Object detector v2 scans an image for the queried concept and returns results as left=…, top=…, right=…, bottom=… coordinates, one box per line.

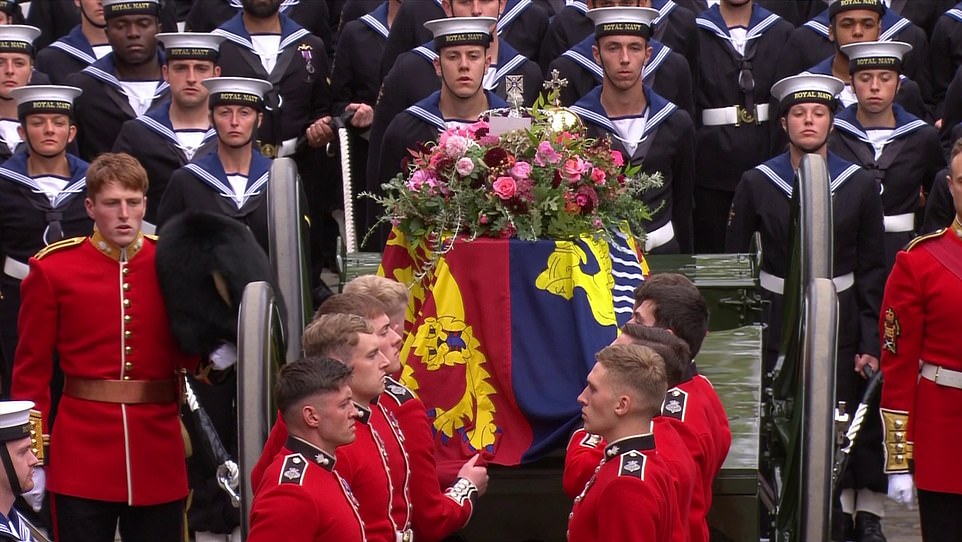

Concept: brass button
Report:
left=123, top=298, right=130, bottom=308
left=124, top=362, right=133, bottom=370
left=124, top=346, right=132, bottom=355
left=122, top=266, right=129, bottom=275
left=895, top=443, right=905, bottom=453
left=124, top=330, right=131, bottom=339
left=894, top=420, right=904, bottom=429
left=894, top=431, right=904, bottom=442
left=123, top=375, right=130, bottom=381
left=123, top=283, right=130, bottom=291
left=124, top=315, right=131, bottom=323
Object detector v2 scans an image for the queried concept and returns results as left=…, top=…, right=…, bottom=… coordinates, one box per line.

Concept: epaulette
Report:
left=34, top=237, right=86, bottom=260
left=904, top=229, right=946, bottom=252
left=579, top=431, right=603, bottom=449
left=278, top=453, right=307, bottom=486
left=618, top=450, right=648, bottom=479
left=144, top=233, right=159, bottom=242
left=382, top=376, right=416, bottom=405
left=661, top=387, right=688, bottom=421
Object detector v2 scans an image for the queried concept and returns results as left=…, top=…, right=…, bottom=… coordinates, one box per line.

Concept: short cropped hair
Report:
left=315, top=292, right=389, bottom=322
left=302, top=313, right=373, bottom=360
left=620, top=323, right=691, bottom=387
left=343, top=275, right=409, bottom=314
left=86, top=153, right=148, bottom=199
left=634, top=276, right=708, bottom=357
left=951, top=138, right=962, bottom=162
left=275, top=357, right=352, bottom=422
left=595, top=343, right=667, bottom=417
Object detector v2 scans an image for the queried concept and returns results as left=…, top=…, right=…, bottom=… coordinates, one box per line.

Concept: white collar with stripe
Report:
left=754, top=152, right=861, bottom=198
left=570, top=86, right=678, bottom=145
left=184, top=163, right=270, bottom=206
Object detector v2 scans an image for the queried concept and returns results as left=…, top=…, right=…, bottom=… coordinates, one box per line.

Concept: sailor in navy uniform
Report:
left=829, top=41, right=944, bottom=270
left=0, top=0, right=22, bottom=25
left=691, top=0, right=793, bottom=253
left=378, top=0, right=549, bottom=81
left=34, top=0, right=112, bottom=86
left=547, top=33, right=693, bottom=115
left=775, top=0, right=931, bottom=110
left=157, top=77, right=274, bottom=255
left=376, top=17, right=509, bottom=194
left=113, top=33, right=224, bottom=229
left=66, top=0, right=170, bottom=161
left=540, top=0, right=696, bottom=78
left=571, top=7, right=695, bottom=254
left=186, top=0, right=333, bottom=59
left=929, top=2, right=962, bottom=123
left=0, top=401, right=43, bottom=542
left=0, top=26, right=53, bottom=163
left=726, top=74, right=889, bottom=542
left=0, top=85, right=89, bottom=399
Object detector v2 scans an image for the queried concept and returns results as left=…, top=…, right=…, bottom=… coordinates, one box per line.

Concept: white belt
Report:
left=3, top=256, right=29, bottom=281
left=701, top=104, right=770, bottom=127
left=759, top=270, right=854, bottom=295
left=645, top=221, right=675, bottom=252
left=920, top=362, right=962, bottom=390
left=141, top=220, right=157, bottom=235
left=883, top=213, right=915, bottom=233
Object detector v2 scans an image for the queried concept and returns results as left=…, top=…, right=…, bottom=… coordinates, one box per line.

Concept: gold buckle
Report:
left=735, top=105, right=756, bottom=127
left=258, top=142, right=278, bottom=158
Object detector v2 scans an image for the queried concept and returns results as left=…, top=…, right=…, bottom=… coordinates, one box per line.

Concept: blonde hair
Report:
left=302, top=313, right=373, bottom=360
left=596, top=343, right=667, bottom=417
left=343, top=275, right=409, bottom=314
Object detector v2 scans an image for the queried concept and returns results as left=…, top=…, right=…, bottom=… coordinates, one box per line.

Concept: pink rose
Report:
left=510, top=161, right=532, bottom=180
left=456, top=157, right=475, bottom=177
left=479, top=134, right=501, bottom=146
left=562, top=157, right=586, bottom=180
left=479, top=214, right=489, bottom=225
left=590, top=167, right=606, bottom=185
left=492, top=176, right=517, bottom=200
left=535, top=141, right=561, bottom=166
left=610, top=150, right=624, bottom=167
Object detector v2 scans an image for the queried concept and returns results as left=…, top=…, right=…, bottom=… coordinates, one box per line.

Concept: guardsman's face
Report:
left=345, top=332, right=388, bottom=403
left=163, top=60, right=219, bottom=110
left=629, top=299, right=658, bottom=327
left=593, top=35, right=652, bottom=92
left=85, top=181, right=146, bottom=248
left=782, top=103, right=833, bottom=154
left=435, top=45, right=490, bottom=100
left=369, top=312, right=402, bottom=375
left=948, top=153, right=962, bottom=222
left=76, top=0, right=106, bottom=27
left=0, top=53, right=32, bottom=99
left=312, top=383, right=357, bottom=448
left=19, top=114, right=76, bottom=158
left=0, top=438, right=38, bottom=494
left=105, top=14, right=159, bottom=65
left=211, top=105, right=261, bottom=148
left=852, top=69, right=899, bottom=115
left=829, top=10, right=881, bottom=46
left=577, top=362, right=621, bottom=437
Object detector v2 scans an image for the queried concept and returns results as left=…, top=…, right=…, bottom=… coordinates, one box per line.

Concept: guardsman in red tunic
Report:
left=249, top=357, right=366, bottom=542
left=567, top=344, right=679, bottom=542
left=11, top=153, right=196, bottom=542
left=879, top=139, right=962, bottom=542
left=566, top=324, right=700, bottom=542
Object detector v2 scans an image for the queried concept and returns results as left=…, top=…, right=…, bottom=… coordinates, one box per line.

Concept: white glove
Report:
left=887, top=473, right=915, bottom=508
left=209, top=342, right=238, bottom=370
left=22, top=467, right=44, bottom=512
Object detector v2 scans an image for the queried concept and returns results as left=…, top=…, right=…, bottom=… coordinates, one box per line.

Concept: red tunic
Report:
left=12, top=233, right=194, bottom=505
left=249, top=437, right=366, bottom=542
left=379, top=377, right=474, bottom=542
left=879, top=230, right=962, bottom=494
left=566, top=434, right=678, bottom=542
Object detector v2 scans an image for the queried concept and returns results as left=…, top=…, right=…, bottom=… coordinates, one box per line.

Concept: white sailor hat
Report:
left=828, top=0, right=885, bottom=20
left=586, top=7, right=660, bottom=39
left=771, top=74, right=845, bottom=114
left=9, top=85, right=82, bottom=118
left=202, top=77, right=272, bottom=110
left=157, top=32, right=224, bottom=62
left=0, top=25, right=40, bottom=54
left=102, top=0, right=160, bottom=19
left=0, top=401, right=34, bottom=443
left=840, top=41, right=912, bottom=74
left=423, top=17, right=496, bottom=50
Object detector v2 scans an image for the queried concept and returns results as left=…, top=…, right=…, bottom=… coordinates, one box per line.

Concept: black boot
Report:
left=832, top=510, right=855, bottom=541
left=854, top=511, right=887, bottom=542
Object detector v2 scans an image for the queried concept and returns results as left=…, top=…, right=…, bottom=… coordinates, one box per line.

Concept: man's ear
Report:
left=434, top=57, right=442, bottom=78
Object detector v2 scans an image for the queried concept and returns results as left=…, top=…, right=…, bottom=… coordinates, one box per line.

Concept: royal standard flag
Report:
left=380, top=229, right=644, bottom=474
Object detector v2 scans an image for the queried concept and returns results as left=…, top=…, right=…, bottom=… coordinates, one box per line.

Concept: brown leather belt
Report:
left=64, top=377, right=178, bottom=404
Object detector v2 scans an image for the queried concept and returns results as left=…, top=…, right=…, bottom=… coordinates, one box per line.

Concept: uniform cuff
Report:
left=880, top=408, right=912, bottom=473
left=445, top=477, right=479, bottom=507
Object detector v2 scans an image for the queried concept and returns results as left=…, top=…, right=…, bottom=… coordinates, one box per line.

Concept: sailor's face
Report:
left=435, top=45, right=490, bottom=100
left=164, top=60, right=219, bottom=109
left=447, top=0, right=503, bottom=18
left=105, top=15, right=159, bottom=65
left=783, top=103, right=833, bottom=154
left=0, top=53, right=32, bottom=98
left=211, top=105, right=261, bottom=148
left=76, top=0, right=106, bottom=27
left=0, top=437, right=38, bottom=495
left=829, top=10, right=881, bottom=46
left=20, top=114, right=75, bottom=157
left=852, top=69, right=899, bottom=114
left=593, top=35, right=651, bottom=92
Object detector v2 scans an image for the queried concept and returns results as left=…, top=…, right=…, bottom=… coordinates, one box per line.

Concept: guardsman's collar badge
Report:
left=91, top=229, right=144, bottom=262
